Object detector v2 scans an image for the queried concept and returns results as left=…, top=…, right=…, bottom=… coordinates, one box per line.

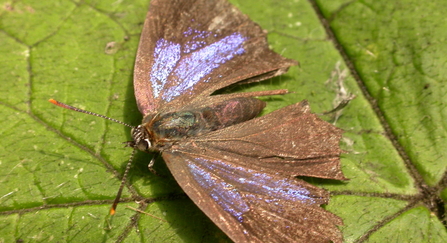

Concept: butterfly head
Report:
left=130, top=124, right=156, bottom=152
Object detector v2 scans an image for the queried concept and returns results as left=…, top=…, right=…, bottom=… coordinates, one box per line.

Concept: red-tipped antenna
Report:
left=110, top=148, right=136, bottom=215
left=49, top=98, right=136, bottom=215
left=49, top=99, right=134, bottom=128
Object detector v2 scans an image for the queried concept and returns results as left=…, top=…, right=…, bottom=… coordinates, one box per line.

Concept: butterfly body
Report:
left=134, top=97, right=266, bottom=153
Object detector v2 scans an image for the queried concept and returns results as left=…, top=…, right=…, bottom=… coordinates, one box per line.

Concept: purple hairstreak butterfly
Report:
left=50, top=0, right=346, bottom=242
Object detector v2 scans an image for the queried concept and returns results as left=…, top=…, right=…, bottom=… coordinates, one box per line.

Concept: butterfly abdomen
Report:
left=148, top=97, right=265, bottom=141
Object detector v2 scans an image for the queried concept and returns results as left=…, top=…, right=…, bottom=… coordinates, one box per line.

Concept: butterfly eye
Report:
left=136, top=139, right=151, bottom=151
left=131, top=125, right=152, bottom=151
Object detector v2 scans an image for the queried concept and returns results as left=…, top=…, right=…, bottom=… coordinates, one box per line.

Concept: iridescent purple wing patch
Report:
left=150, top=39, right=181, bottom=99
left=149, top=32, right=247, bottom=102
left=186, top=156, right=321, bottom=222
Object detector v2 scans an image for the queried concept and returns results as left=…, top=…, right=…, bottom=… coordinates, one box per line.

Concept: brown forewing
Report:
left=133, top=0, right=297, bottom=116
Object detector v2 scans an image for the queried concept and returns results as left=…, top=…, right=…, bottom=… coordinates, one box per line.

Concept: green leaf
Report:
left=0, top=0, right=446, bottom=242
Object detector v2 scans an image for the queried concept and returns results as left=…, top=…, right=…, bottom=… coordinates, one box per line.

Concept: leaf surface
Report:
left=0, top=0, right=446, bottom=242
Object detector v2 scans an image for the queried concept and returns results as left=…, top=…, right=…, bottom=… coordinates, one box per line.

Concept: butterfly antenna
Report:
left=49, top=99, right=134, bottom=128
left=110, top=148, right=137, bottom=215
left=49, top=98, right=137, bottom=215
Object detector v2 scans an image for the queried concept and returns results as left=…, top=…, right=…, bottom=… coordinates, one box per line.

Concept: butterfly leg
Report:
left=148, top=154, right=166, bottom=177
left=148, top=156, right=156, bottom=170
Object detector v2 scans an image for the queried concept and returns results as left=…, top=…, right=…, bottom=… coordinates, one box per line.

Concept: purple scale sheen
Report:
left=183, top=28, right=211, bottom=53
left=183, top=27, right=211, bottom=39
left=187, top=156, right=316, bottom=222
left=149, top=39, right=181, bottom=98
left=162, top=32, right=247, bottom=102
left=187, top=161, right=248, bottom=222
left=194, top=157, right=316, bottom=204
left=184, top=41, right=207, bottom=54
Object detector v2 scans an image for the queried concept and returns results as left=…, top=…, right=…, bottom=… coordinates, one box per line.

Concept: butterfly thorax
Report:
left=131, top=97, right=266, bottom=152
